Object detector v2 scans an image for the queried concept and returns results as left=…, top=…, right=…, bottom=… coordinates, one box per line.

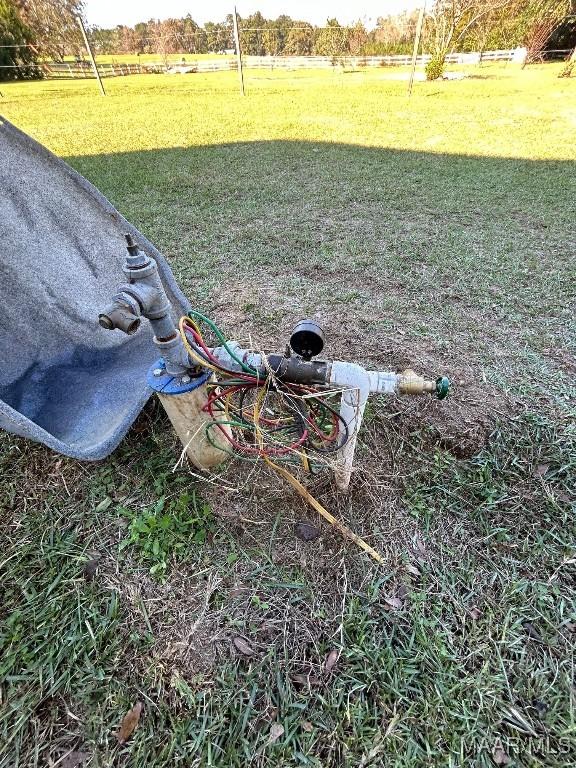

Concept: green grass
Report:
left=1, top=64, right=575, bottom=767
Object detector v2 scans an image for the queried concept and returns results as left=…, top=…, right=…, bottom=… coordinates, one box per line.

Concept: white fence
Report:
left=242, top=50, right=522, bottom=69
left=43, top=48, right=536, bottom=80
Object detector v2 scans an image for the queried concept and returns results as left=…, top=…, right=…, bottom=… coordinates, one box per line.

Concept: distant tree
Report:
left=511, top=0, right=572, bottom=64
left=314, top=18, right=349, bottom=58
left=116, top=24, right=138, bottom=54
left=368, top=12, right=418, bottom=55
left=134, top=22, right=151, bottom=53
left=284, top=21, right=314, bottom=55
left=425, top=0, right=515, bottom=79
left=15, top=0, right=84, bottom=60
left=90, top=25, right=116, bottom=54
left=181, top=14, right=201, bottom=53
left=0, top=0, right=38, bottom=80
left=204, top=19, right=231, bottom=52
left=348, top=21, right=368, bottom=55
left=467, top=3, right=506, bottom=52
left=147, top=18, right=181, bottom=64
left=459, top=0, right=572, bottom=57
left=557, top=6, right=576, bottom=76
left=272, top=14, right=293, bottom=53
left=547, top=9, right=576, bottom=50
left=262, top=22, right=280, bottom=56
left=240, top=11, right=267, bottom=55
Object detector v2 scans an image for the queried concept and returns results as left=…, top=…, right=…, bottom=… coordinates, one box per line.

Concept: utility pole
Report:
left=77, top=16, right=106, bottom=96
left=232, top=6, right=245, bottom=96
left=408, top=2, right=426, bottom=97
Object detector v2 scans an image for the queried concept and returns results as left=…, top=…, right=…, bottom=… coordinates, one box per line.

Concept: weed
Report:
left=120, top=491, right=213, bottom=578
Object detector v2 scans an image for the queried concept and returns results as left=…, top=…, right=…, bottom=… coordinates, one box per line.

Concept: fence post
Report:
left=232, top=6, right=245, bottom=96
left=77, top=16, right=106, bottom=95
left=408, top=2, right=426, bottom=97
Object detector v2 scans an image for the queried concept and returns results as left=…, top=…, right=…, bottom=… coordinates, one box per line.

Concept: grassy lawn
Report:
left=1, top=64, right=575, bottom=767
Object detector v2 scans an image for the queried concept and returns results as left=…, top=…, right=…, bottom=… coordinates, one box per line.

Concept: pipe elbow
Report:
left=98, top=303, right=141, bottom=335
left=330, top=361, right=371, bottom=403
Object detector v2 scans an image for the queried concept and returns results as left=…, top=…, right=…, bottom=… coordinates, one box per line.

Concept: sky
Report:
left=84, top=1, right=420, bottom=30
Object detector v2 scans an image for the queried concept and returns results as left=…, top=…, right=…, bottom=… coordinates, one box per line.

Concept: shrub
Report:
left=425, top=56, right=445, bottom=81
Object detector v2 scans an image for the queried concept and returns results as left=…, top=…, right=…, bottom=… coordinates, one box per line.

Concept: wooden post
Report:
left=77, top=16, right=106, bottom=96
left=408, top=2, right=426, bottom=97
left=158, top=378, right=232, bottom=471
left=232, top=6, right=245, bottom=96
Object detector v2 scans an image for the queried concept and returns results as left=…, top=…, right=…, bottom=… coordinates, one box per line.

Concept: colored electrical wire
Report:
left=178, top=313, right=349, bottom=468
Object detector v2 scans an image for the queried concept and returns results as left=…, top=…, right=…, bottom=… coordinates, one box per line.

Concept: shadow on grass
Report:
left=68, top=140, right=575, bottom=420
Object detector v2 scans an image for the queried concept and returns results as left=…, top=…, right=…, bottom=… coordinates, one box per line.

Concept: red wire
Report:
left=204, top=389, right=309, bottom=456
left=183, top=318, right=339, bottom=458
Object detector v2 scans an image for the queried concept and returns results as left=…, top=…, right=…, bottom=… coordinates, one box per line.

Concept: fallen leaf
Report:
left=60, top=751, right=90, bottom=768
left=384, top=597, right=403, bottom=611
left=534, top=464, right=549, bottom=478
left=116, top=701, right=143, bottom=744
left=405, top=563, right=420, bottom=577
left=232, top=636, right=254, bottom=656
left=291, top=673, right=321, bottom=687
left=492, top=743, right=510, bottom=766
left=83, top=559, right=99, bottom=581
left=267, top=723, right=284, bottom=744
left=469, top=607, right=482, bottom=620
left=397, top=583, right=409, bottom=600
left=301, top=720, right=313, bottom=733
left=359, top=732, right=386, bottom=767
left=295, top=521, right=321, bottom=542
left=414, top=536, right=427, bottom=557
left=94, top=497, right=113, bottom=513
left=503, top=706, right=538, bottom=736
left=523, top=621, right=544, bottom=642
left=324, top=649, right=339, bottom=674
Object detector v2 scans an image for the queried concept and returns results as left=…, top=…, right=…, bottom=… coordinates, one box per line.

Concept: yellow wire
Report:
left=178, top=319, right=380, bottom=563
left=178, top=317, right=221, bottom=374
left=264, top=457, right=385, bottom=565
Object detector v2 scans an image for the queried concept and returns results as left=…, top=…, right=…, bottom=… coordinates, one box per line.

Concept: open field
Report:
left=1, top=65, right=575, bottom=767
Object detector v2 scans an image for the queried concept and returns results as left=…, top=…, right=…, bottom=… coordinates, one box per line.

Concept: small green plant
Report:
left=119, top=491, right=213, bottom=578
left=425, top=55, right=445, bottom=81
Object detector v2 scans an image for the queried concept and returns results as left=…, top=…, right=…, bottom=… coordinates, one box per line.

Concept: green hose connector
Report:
left=435, top=376, right=450, bottom=400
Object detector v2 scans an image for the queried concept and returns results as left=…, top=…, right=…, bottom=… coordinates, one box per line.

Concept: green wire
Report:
left=204, top=422, right=305, bottom=467
left=188, top=309, right=259, bottom=375
left=189, top=310, right=330, bottom=470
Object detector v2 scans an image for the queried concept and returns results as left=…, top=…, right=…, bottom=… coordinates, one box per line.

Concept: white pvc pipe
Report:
left=211, top=343, right=405, bottom=491
left=329, top=362, right=372, bottom=492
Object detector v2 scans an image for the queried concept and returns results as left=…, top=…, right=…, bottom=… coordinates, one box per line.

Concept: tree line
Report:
left=82, top=5, right=576, bottom=62
left=86, top=13, right=424, bottom=60
left=1, top=0, right=575, bottom=81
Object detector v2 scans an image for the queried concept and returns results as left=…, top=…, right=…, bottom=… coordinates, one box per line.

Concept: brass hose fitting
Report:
left=398, top=370, right=451, bottom=399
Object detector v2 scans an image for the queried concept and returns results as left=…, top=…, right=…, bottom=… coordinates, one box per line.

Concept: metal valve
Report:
left=435, top=376, right=450, bottom=400
left=397, top=369, right=451, bottom=398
